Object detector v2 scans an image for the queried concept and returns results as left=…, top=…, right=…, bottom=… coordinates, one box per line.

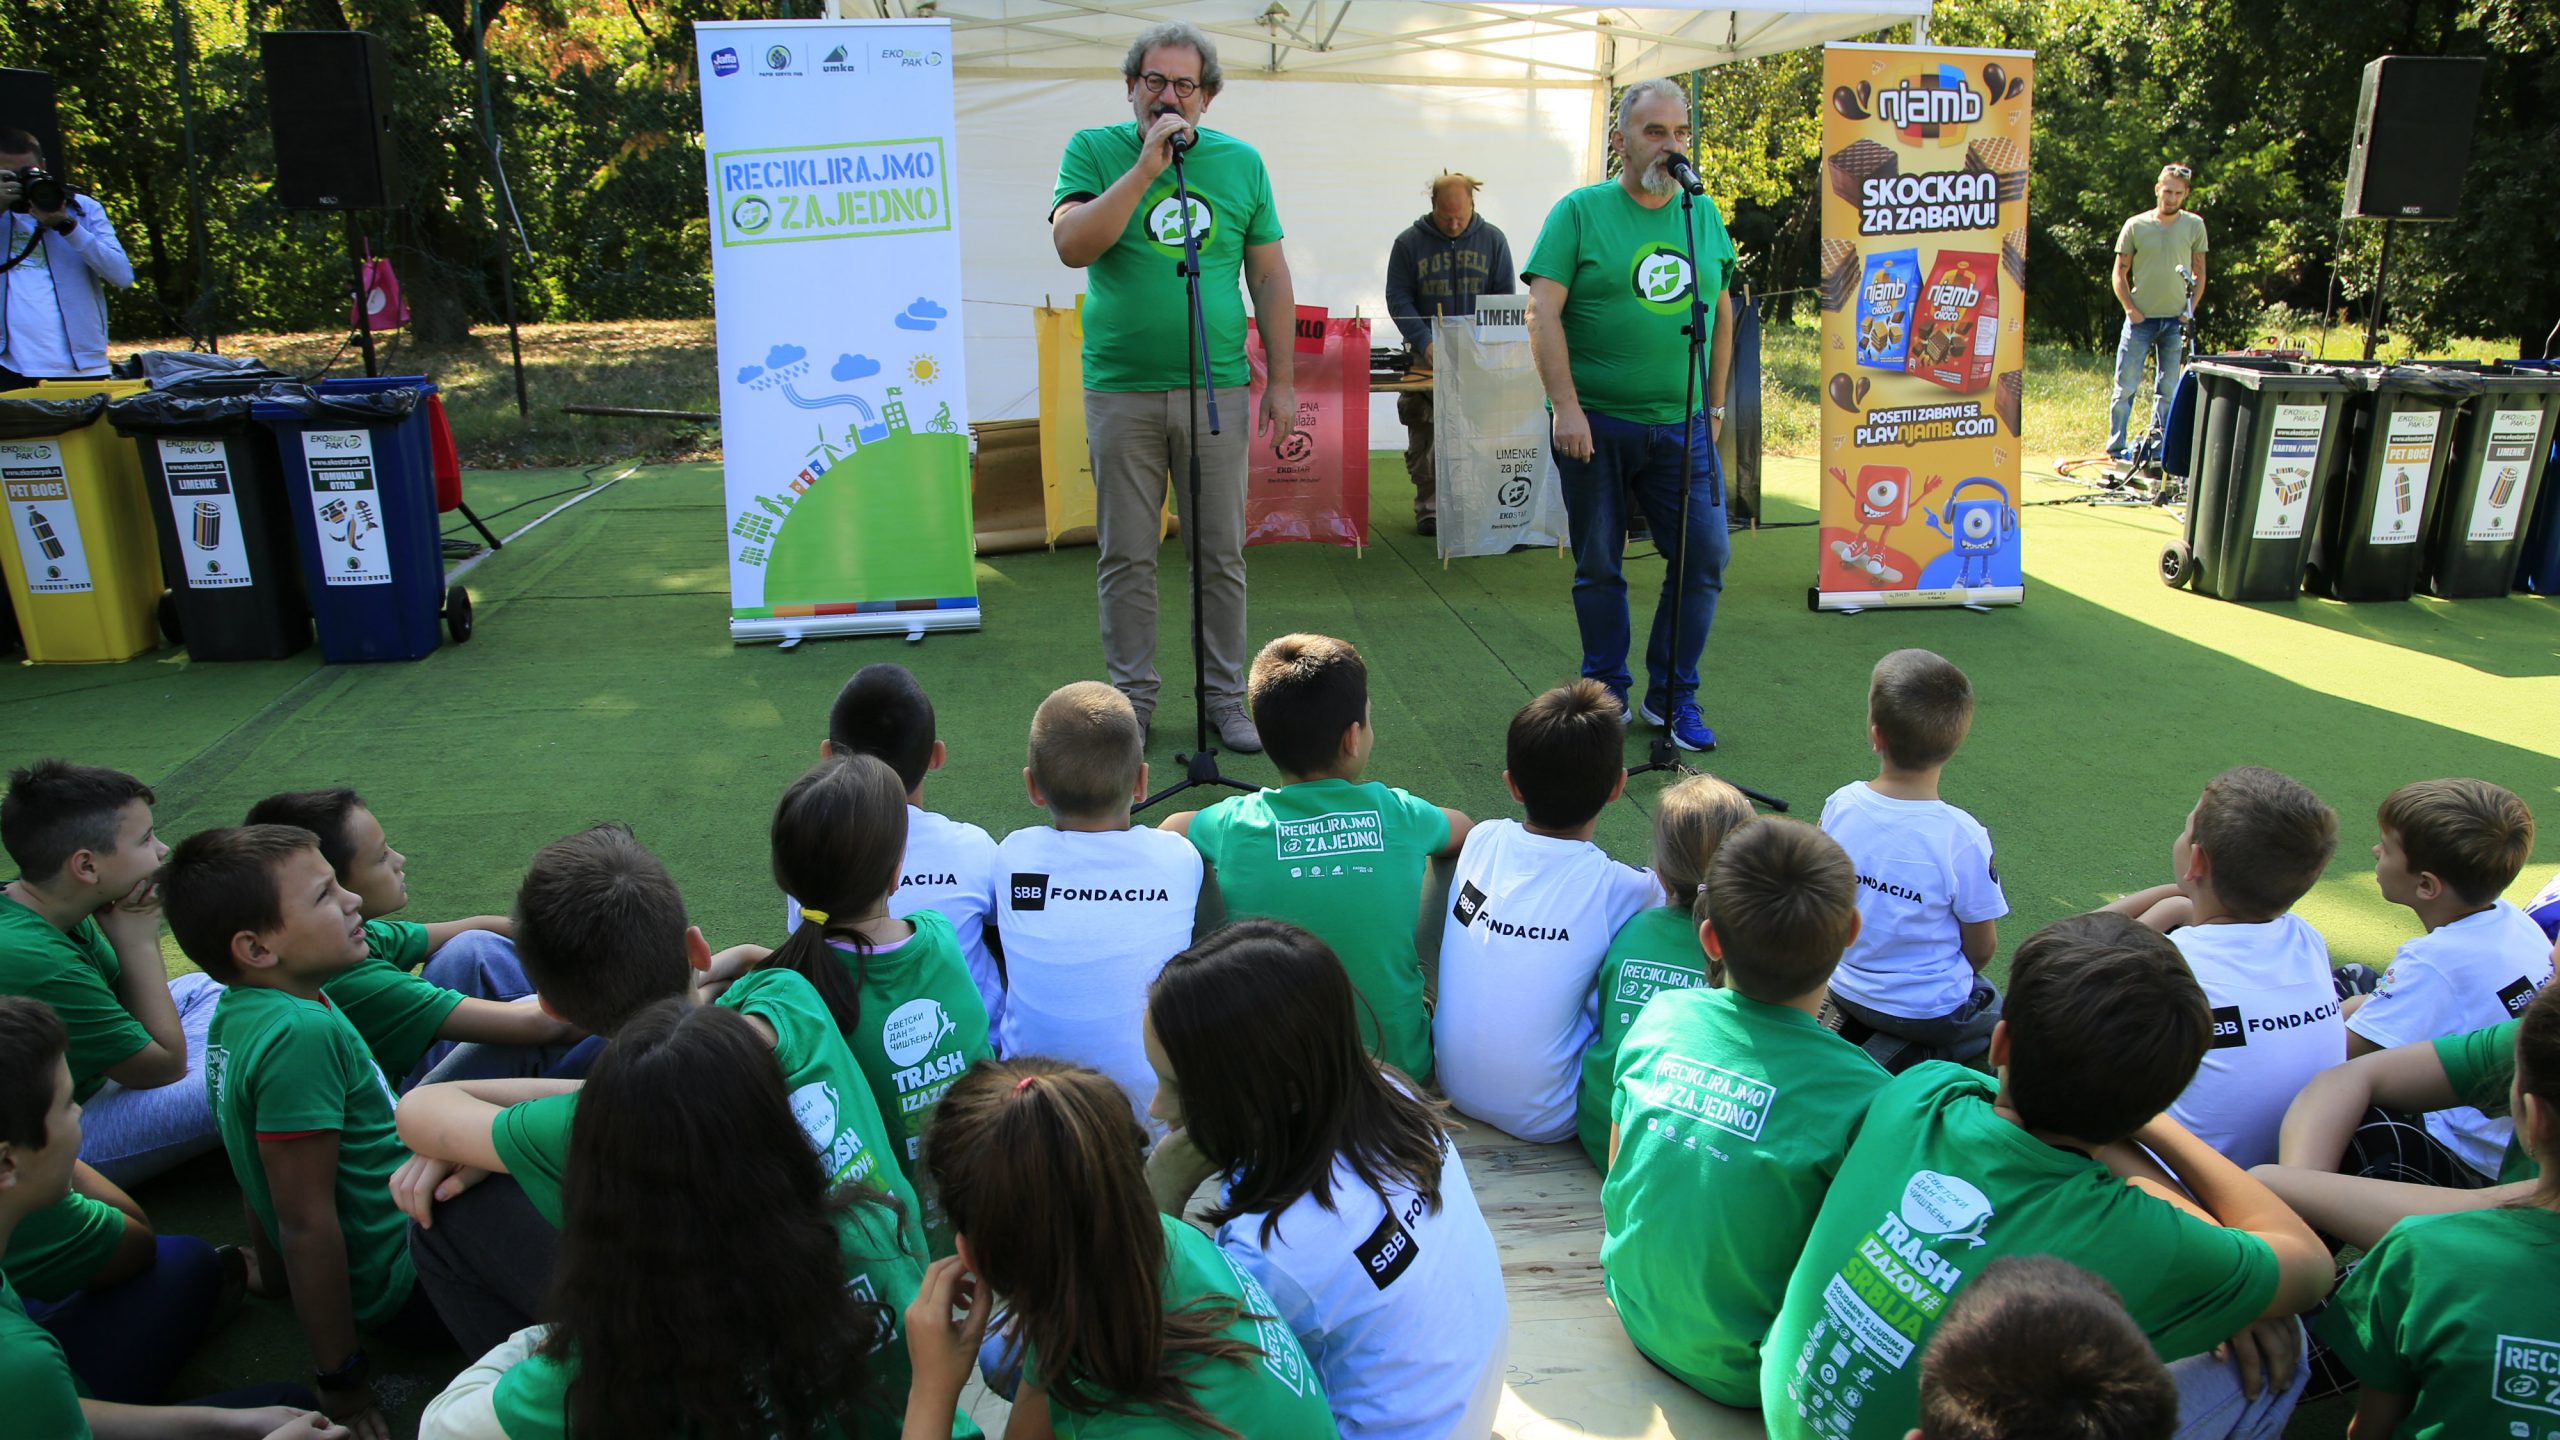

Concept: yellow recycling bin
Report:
left=0, top=381, right=165, bottom=662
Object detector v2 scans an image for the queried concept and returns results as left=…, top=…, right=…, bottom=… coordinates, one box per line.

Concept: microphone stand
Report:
left=1138, top=129, right=1258, bottom=812
left=1623, top=157, right=1787, bottom=812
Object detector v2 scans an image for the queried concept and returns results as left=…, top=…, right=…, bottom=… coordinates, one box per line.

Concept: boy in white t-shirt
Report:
left=2106, top=766, right=2342, bottom=1168
left=2343, top=778, right=2551, bottom=1174
left=1818, top=649, right=2008, bottom=1068
left=994, top=682, right=1206, bottom=1128
left=785, top=663, right=1007, bottom=1034
left=1435, top=680, right=1660, bottom=1143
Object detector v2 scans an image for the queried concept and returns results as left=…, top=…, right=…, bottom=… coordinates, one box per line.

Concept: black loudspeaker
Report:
left=2341, top=55, right=2485, bottom=221
left=0, top=68, right=65, bottom=175
left=260, top=31, right=398, bottom=211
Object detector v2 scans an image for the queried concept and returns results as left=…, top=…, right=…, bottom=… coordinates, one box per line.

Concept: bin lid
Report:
left=2184, top=359, right=2356, bottom=394
left=249, top=386, right=423, bottom=424
left=105, top=389, right=262, bottom=434
left=0, top=394, right=109, bottom=439
left=120, top=349, right=301, bottom=388
left=2294, top=361, right=2484, bottom=399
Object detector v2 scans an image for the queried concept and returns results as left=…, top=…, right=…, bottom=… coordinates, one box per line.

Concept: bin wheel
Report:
left=2159, top=540, right=2193, bottom=589
left=156, top=590, right=183, bottom=646
left=445, top=586, right=474, bottom=643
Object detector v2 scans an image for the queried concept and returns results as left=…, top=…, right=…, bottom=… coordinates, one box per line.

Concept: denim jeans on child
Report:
left=401, top=929, right=588, bottom=1090
left=77, top=971, right=224, bottom=1187
left=2109, top=315, right=2186, bottom=458
left=1553, top=408, right=1730, bottom=706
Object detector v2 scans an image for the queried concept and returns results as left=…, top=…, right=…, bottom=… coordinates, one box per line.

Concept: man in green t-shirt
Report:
left=1523, top=79, right=1737, bottom=755
left=2107, top=162, right=2209, bottom=461
left=1049, top=20, right=1296, bottom=755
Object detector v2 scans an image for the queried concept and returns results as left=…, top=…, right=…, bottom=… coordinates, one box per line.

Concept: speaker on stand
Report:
left=2340, top=56, right=2485, bottom=361
left=259, top=30, right=399, bottom=377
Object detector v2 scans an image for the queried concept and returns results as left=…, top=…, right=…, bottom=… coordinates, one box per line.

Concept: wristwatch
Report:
left=46, top=218, right=73, bottom=237
left=1709, top=405, right=1727, bottom=420
left=315, top=1349, right=371, bottom=1391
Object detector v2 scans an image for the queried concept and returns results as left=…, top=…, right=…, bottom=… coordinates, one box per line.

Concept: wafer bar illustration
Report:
left=2001, top=229, right=2027, bottom=290
left=1819, top=238, right=1859, bottom=312
left=1828, top=139, right=1896, bottom=205
left=1995, top=370, right=2023, bottom=438
left=1964, top=137, right=2027, bottom=204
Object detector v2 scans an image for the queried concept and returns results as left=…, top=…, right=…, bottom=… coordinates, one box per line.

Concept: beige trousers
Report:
left=1084, top=386, right=1253, bottom=710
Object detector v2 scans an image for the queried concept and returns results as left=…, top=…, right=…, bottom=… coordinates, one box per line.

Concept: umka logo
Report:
left=710, top=47, right=740, bottom=77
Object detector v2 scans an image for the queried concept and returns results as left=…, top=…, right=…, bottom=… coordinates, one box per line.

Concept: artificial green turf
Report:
left=1, top=451, right=2552, bottom=1431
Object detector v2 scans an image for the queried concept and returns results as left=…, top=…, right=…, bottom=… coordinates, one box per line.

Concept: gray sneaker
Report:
left=1208, top=699, right=1263, bottom=753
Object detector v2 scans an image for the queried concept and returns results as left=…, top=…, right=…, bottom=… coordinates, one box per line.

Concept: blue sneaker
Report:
left=1639, top=695, right=1718, bottom=751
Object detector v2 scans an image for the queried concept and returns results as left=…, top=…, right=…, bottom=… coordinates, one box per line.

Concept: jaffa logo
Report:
left=711, top=47, right=740, bottom=77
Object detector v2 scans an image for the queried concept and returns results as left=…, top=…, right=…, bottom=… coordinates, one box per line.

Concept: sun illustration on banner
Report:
left=907, top=355, right=941, bottom=385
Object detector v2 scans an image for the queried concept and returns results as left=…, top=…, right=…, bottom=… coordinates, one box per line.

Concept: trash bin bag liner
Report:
left=251, top=386, right=422, bottom=423
left=2297, top=362, right=2485, bottom=399
left=0, top=395, right=109, bottom=438
left=121, top=350, right=300, bottom=387
left=105, top=390, right=260, bottom=432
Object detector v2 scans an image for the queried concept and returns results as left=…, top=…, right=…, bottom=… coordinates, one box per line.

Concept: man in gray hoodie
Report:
left=1384, top=172, right=1514, bottom=536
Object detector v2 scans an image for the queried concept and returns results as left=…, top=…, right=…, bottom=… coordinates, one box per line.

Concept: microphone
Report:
left=1664, top=150, right=1705, bottom=197
left=1154, top=104, right=1194, bottom=156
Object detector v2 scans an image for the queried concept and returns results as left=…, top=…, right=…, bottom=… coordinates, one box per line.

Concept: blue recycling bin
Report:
left=2510, top=360, right=2560, bottom=595
left=252, top=378, right=471, bottom=662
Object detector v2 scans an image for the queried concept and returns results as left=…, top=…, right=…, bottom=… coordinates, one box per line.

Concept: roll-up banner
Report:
left=697, top=20, right=979, bottom=642
left=1816, top=43, right=2034, bottom=610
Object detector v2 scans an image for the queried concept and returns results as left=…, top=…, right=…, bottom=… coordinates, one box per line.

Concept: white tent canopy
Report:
left=815, top=2, right=1932, bottom=423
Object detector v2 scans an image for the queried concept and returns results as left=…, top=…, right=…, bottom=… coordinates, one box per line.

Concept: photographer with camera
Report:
left=0, top=128, right=132, bottom=390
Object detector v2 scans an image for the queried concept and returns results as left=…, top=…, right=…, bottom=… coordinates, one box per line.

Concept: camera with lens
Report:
left=4, top=166, right=68, bottom=214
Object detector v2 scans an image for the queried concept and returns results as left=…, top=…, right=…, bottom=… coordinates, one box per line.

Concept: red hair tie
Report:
left=1013, top=1074, right=1041, bottom=1095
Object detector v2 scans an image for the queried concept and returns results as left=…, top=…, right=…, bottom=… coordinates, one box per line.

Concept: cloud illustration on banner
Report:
left=832, top=353, right=882, bottom=381
left=894, top=297, right=948, bottom=331
left=736, top=364, right=765, bottom=384
left=766, top=343, right=808, bottom=367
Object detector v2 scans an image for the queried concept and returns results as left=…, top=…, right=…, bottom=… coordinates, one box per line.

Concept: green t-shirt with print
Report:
left=2435, top=1018, right=2536, bottom=1184
left=0, top=1275, right=89, bottom=1438
left=489, top=1193, right=980, bottom=1440
left=1186, top=778, right=1452, bottom=1079
left=206, top=986, right=415, bottom=1329
left=1522, top=181, right=1736, bottom=426
left=0, top=1189, right=126, bottom=1304
left=492, top=1091, right=580, bottom=1229
left=0, top=894, right=150, bottom=1102
left=2319, top=1205, right=2560, bottom=1439
left=1761, top=1063, right=2280, bottom=1440
left=827, top=908, right=993, bottom=1261
left=1602, top=987, right=1887, bottom=1406
left=322, top=922, right=465, bottom=1078
left=1577, top=905, right=1711, bottom=1168
left=1051, top=123, right=1283, bottom=393
left=1030, top=1215, right=1334, bottom=1439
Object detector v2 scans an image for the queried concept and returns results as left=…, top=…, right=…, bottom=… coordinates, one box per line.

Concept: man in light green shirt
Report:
left=1049, top=20, right=1296, bottom=754
left=2108, top=162, right=2209, bottom=460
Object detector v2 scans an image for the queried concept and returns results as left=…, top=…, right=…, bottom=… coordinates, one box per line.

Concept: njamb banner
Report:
left=1816, top=44, right=2034, bottom=611
left=696, top=20, right=978, bottom=642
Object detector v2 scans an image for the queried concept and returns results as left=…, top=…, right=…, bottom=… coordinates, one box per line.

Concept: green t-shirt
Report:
left=0, top=894, right=150, bottom=1102
left=488, top=1195, right=980, bottom=1440
left=494, top=971, right=922, bottom=1235
left=1601, top=988, right=1887, bottom=1406
left=2435, top=1018, right=2537, bottom=1184
left=828, top=909, right=993, bottom=1260
left=322, top=921, right=465, bottom=1078
left=206, top=986, right=416, bottom=1329
left=2114, top=209, right=2208, bottom=321
left=0, top=1189, right=126, bottom=1304
left=1761, top=1064, right=2280, bottom=1440
left=1185, top=779, right=1452, bottom=1079
left=1576, top=906, right=1710, bottom=1168
left=1521, top=181, right=1736, bottom=425
left=1031, top=1215, right=1334, bottom=1439
left=1051, top=124, right=1283, bottom=393
left=2320, top=1205, right=2560, bottom=1438
left=0, top=1276, right=89, bottom=1438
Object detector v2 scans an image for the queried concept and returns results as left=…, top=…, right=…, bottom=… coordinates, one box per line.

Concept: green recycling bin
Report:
left=2423, top=363, right=2560, bottom=597
left=2306, top=362, right=2479, bottom=601
left=2162, top=360, right=2357, bottom=600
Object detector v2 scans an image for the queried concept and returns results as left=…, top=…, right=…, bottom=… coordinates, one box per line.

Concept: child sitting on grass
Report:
left=994, top=683, right=1204, bottom=1129
left=2104, top=766, right=2342, bottom=1168
left=1602, top=818, right=1885, bottom=1407
left=1913, top=1255, right=2177, bottom=1440
left=2317, top=983, right=2560, bottom=1440
left=1817, top=650, right=2008, bottom=1069
left=1167, top=635, right=1470, bottom=1081
left=756, top=752, right=992, bottom=1257
left=166, top=824, right=455, bottom=1439
left=1576, top=772, right=1757, bottom=1167
left=246, top=788, right=575, bottom=1089
left=1433, top=680, right=1660, bottom=1144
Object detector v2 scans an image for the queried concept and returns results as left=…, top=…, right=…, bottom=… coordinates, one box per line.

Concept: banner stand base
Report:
left=731, top=608, right=982, bottom=645
left=1812, top=586, right=2022, bottom=613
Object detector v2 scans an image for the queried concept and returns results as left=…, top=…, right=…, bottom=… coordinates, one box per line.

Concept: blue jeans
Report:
left=2168, top=1320, right=2308, bottom=1440
left=401, top=930, right=589, bottom=1091
left=1553, top=409, right=1729, bottom=705
left=28, top=1234, right=223, bottom=1403
left=79, top=971, right=224, bottom=1187
left=2110, top=316, right=2185, bottom=457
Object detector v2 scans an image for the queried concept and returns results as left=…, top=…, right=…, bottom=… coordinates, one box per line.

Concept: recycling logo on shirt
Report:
left=1627, top=242, right=1696, bottom=315
left=1143, top=189, right=1217, bottom=255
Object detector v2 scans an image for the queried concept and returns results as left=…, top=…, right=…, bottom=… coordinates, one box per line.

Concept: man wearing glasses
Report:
left=1050, top=20, right=1297, bottom=754
left=2107, top=162, right=2209, bottom=462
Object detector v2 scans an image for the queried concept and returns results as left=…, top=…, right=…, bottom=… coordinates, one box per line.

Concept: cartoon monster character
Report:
left=1828, top=465, right=1946, bottom=584
left=1924, top=477, right=2016, bottom=588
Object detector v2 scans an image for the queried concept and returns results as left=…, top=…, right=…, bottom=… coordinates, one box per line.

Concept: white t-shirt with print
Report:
left=1818, top=782, right=2009, bottom=1020
left=1214, top=1133, right=1510, bottom=1440
left=786, top=806, right=1007, bottom=1036
left=991, top=824, right=1201, bottom=1130
left=2351, top=900, right=2553, bottom=1177
left=1432, top=819, right=1660, bottom=1144
left=2167, top=913, right=2344, bottom=1168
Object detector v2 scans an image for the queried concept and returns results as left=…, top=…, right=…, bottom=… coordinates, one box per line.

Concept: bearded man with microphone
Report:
left=1050, top=20, right=1295, bottom=753
left=1525, top=78, right=1735, bottom=752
